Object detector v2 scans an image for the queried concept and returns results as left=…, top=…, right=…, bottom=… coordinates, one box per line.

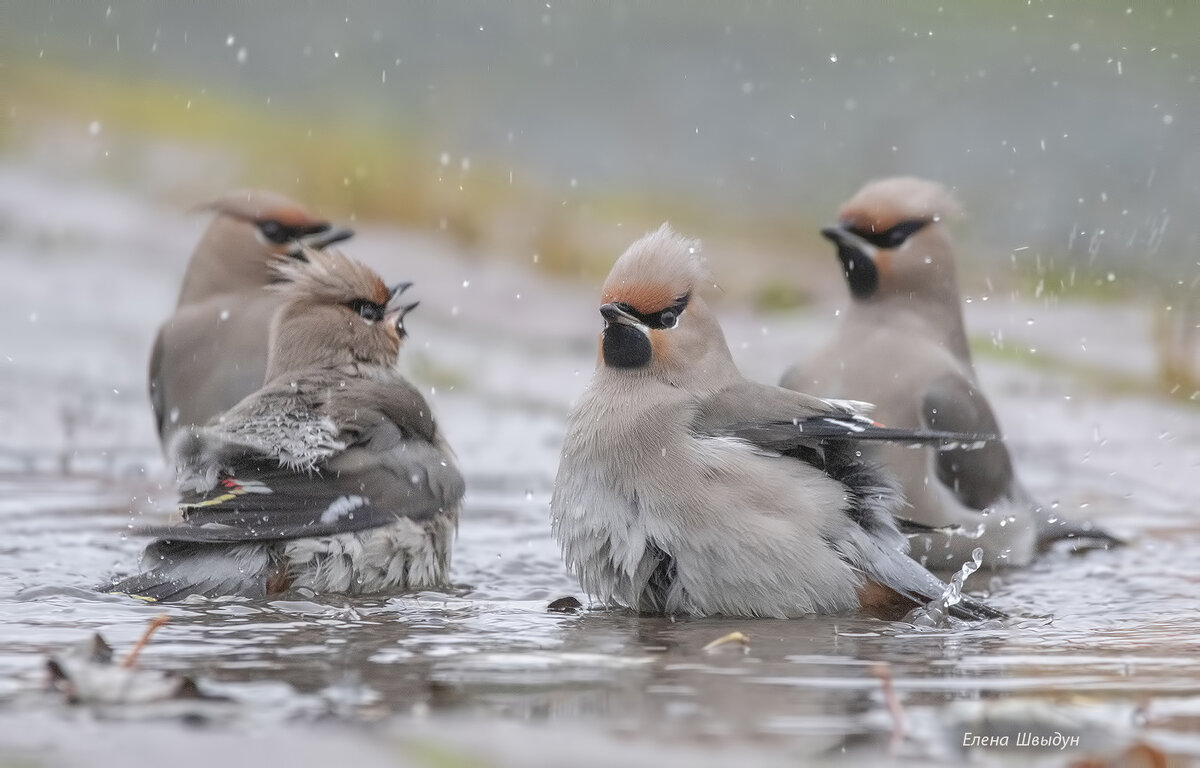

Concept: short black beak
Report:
left=305, top=224, right=354, bottom=250
left=390, top=300, right=419, bottom=339
left=821, top=224, right=879, bottom=300
left=821, top=225, right=850, bottom=245
left=599, top=302, right=638, bottom=326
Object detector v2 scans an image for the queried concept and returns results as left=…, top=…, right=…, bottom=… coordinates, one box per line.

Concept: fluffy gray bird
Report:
left=551, top=224, right=1002, bottom=620
left=149, top=190, right=353, bottom=447
left=781, top=177, right=1116, bottom=569
left=111, top=249, right=463, bottom=601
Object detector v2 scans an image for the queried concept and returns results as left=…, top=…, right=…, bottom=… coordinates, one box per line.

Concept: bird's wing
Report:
left=695, top=382, right=1004, bottom=622
left=920, top=372, right=1015, bottom=510
left=694, top=379, right=995, bottom=449
left=147, top=325, right=169, bottom=439
left=139, top=378, right=462, bottom=544
left=923, top=374, right=1123, bottom=547
left=136, top=460, right=417, bottom=543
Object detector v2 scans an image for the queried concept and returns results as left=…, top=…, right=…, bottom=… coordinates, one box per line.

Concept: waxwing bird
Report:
left=149, top=190, right=354, bottom=447
left=781, top=177, right=1119, bottom=569
left=551, top=224, right=1003, bottom=620
left=110, top=248, right=463, bottom=601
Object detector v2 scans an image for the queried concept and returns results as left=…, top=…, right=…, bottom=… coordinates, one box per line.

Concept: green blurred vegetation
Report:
left=1, top=61, right=827, bottom=296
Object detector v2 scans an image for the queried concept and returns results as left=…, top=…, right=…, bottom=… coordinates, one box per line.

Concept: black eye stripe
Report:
left=613, top=294, right=690, bottom=330
left=349, top=299, right=386, bottom=322
left=257, top=220, right=330, bottom=244
left=848, top=219, right=931, bottom=249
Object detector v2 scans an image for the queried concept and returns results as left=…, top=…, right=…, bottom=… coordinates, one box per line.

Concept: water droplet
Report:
left=88, top=121, right=101, bottom=136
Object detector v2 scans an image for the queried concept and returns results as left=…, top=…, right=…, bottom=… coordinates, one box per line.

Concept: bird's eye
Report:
left=885, top=219, right=929, bottom=248
left=349, top=299, right=385, bottom=322
left=849, top=219, right=930, bottom=250
left=257, top=219, right=291, bottom=244
left=659, top=310, right=678, bottom=329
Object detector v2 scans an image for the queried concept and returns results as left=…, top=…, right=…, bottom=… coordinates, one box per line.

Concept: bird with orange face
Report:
left=551, top=224, right=1002, bottom=620
left=111, top=248, right=463, bottom=601
left=149, top=190, right=353, bottom=447
left=782, top=177, right=1118, bottom=568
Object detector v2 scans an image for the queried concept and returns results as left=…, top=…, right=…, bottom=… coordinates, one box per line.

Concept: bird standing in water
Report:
left=551, top=224, right=1002, bottom=620
left=782, top=177, right=1118, bottom=568
left=112, top=248, right=463, bottom=601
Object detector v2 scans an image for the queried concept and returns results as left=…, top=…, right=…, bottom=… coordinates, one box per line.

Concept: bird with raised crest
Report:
left=110, top=248, right=463, bottom=601
left=551, top=224, right=1004, bottom=620
left=149, top=190, right=354, bottom=447
left=782, top=177, right=1119, bottom=568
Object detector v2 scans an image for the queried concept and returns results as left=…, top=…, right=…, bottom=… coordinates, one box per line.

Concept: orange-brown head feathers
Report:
left=201, top=189, right=320, bottom=227
left=601, top=223, right=706, bottom=314
left=596, top=225, right=736, bottom=393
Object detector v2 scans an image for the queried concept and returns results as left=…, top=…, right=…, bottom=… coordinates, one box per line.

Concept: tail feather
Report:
left=862, top=538, right=1005, bottom=622
left=103, top=541, right=271, bottom=602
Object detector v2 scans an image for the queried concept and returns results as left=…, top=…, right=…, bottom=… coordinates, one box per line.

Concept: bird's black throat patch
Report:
left=836, top=243, right=879, bottom=299
left=603, top=324, right=652, bottom=368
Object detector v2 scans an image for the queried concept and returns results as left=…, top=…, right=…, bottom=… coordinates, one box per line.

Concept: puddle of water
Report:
left=2, top=168, right=1199, bottom=766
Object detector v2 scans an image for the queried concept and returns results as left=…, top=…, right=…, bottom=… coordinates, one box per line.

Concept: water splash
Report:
left=906, top=546, right=984, bottom=628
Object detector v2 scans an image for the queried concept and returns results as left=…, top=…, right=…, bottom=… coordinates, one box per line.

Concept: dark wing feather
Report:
left=712, top=415, right=996, bottom=454
left=136, top=440, right=460, bottom=544
left=694, top=380, right=1004, bottom=622
left=921, top=373, right=1015, bottom=510
left=148, top=327, right=168, bottom=439
left=134, top=468, right=408, bottom=543
left=693, top=379, right=995, bottom=450
left=138, top=377, right=463, bottom=545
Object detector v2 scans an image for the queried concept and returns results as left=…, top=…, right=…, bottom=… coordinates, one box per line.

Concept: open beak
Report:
left=386, top=283, right=418, bottom=338
left=387, top=281, right=414, bottom=305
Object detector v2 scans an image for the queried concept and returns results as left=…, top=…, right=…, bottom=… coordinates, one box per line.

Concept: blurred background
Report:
left=2, top=4, right=1200, bottom=766
left=4, top=2, right=1196, bottom=389
left=3, top=4, right=1195, bottom=276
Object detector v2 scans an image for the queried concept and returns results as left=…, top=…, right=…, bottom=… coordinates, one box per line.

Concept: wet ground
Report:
left=1, top=166, right=1199, bottom=766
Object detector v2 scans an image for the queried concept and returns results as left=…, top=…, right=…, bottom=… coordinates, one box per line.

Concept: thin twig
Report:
left=122, top=614, right=170, bottom=668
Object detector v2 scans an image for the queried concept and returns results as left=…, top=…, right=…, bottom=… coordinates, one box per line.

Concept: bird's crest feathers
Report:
left=195, top=189, right=317, bottom=226
left=601, top=223, right=707, bottom=313
left=270, top=247, right=391, bottom=308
